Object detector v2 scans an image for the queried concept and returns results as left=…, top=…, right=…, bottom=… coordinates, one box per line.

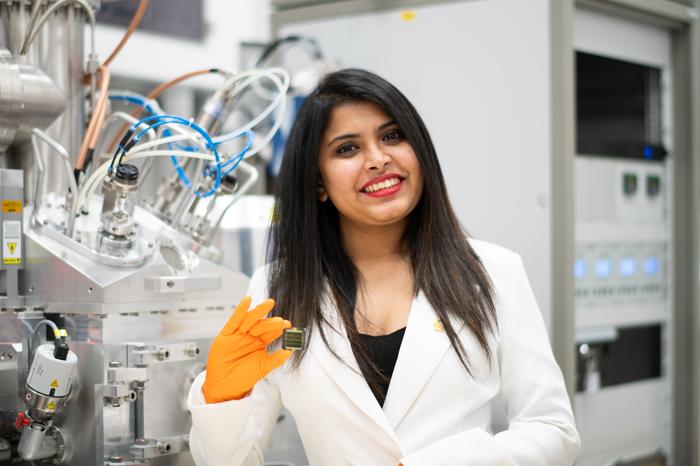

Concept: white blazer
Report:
left=187, top=240, right=581, bottom=466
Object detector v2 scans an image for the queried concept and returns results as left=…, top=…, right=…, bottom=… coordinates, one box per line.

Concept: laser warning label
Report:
left=3, top=220, right=21, bottom=265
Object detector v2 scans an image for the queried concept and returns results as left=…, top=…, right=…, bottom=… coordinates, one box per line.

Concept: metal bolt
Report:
left=157, top=442, right=171, bottom=454
left=185, top=346, right=200, bottom=357
left=156, top=348, right=169, bottom=360
left=166, top=280, right=175, bottom=288
left=109, top=361, right=122, bottom=368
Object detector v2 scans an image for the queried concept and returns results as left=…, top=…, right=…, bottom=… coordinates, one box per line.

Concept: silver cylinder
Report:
left=0, top=49, right=66, bottom=152
left=0, top=1, right=87, bottom=204
left=18, top=421, right=58, bottom=461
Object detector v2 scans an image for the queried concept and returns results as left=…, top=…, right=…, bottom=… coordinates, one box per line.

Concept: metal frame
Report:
left=549, top=0, right=577, bottom=397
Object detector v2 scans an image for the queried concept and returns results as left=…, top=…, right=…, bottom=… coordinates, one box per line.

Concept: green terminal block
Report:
left=282, top=327, right=306, bottom=351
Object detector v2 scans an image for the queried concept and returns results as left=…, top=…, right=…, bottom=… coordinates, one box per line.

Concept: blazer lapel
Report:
left=308, top=296, right=402, bottom=449
left=382, top=291, right=460, bottom=429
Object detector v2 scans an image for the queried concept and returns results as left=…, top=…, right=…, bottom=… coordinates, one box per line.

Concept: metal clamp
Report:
left=129, top=435, right=188, bottom=460
left=128, top=342, right=199, bottom=367
left=104, top=363, right=146, bottom=407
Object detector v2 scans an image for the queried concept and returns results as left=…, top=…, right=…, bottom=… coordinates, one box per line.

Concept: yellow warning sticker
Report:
left=47, top=401, right=55, bottom=411
left=50, top=379, right=59, bottom=388
left=3, top=220, right=21, bottom=265
left=2, top=200, right=22, bottom=213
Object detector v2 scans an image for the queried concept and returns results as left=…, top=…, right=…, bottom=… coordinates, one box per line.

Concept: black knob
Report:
left=116, top=164, right=139, bottom=182
left=53, top=339, right=69, bottom=361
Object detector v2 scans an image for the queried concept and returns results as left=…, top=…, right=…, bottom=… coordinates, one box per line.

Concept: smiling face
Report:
left=318, top=101, right=424, bottom=231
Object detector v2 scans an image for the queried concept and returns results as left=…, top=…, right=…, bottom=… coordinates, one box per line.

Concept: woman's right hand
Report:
left=203, top=296, right=292, bottom=403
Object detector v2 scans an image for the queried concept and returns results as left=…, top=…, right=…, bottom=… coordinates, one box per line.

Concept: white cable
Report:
left=213, top=68, right=290, bottom=144
left=77, top=150, right=217, bottom=212
left=128, top=130, right=206, bottom=156
left=89, top=111, right=159, bottom=180
left=23, top=0, right=96, bottom=62
left=244, top=90, right=286, bottom=159
left=79, top=68, right=289, bottom=211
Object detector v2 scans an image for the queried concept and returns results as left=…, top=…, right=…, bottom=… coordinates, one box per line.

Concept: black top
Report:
left=357, top=327, right=407, bottom=406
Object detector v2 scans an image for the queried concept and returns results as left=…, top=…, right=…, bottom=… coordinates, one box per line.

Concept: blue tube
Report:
left=108, top=94, right=160, bottom=115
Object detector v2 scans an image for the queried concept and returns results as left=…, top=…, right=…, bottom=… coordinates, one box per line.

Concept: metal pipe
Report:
left=21, top=0, right=95, bottom=61
left=30, top=130, right=47, bottom=214
left=18, top=422, right=58, bottom=461
left=19, top=0, right=44, bottom=55
left=31, top=129, right=79, bottom=237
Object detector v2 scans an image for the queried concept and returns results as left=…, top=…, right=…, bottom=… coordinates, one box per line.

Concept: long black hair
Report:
left=268, top=69, right=497, bottom=396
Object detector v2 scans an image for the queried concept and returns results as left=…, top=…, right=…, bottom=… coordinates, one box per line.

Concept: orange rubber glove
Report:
left=203, top=296, right=292, bottom=403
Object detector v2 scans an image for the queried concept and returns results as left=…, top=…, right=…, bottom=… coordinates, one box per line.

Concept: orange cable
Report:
left=106, top=68, right=221, bottom=153
left=102, top=0, right=150, bottom=68
left=75, top=66, right=110, bottom=171
left=76, top=0, right=149, bottom=171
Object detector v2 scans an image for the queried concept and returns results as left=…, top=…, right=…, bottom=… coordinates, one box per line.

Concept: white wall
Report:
left=279, top=0, right=555, bottom=329
left=92, top=0, right=272, bottom=87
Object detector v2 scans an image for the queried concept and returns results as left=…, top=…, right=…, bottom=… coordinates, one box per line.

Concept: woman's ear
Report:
left=317, top=180, right=329, bottom=202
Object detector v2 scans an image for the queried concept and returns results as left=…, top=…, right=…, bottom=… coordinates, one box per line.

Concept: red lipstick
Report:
left=360, top=173, right=404, bottom=198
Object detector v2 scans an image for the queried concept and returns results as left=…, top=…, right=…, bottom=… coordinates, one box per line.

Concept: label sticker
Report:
left=2, top=200, right=22, bottom=213
left=3, top=220, right=21, bottom=265
left=50, top=379, right=59, bottom=388
left=400, top=10, right=417, bottom=21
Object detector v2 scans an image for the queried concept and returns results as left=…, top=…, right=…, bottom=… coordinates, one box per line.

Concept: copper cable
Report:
left=105, top=68, right=220, bottom=153
left=102, top=0, right=150, bottom=68
left=75, top=0, right=149, bottom=171
left=75, top=66, right=110, bottom=171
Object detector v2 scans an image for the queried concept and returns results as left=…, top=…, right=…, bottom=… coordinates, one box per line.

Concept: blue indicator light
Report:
left=595, top=259, right=612, bottom=278
left=619, top=258, right=637, bottom=277
left=573, top=260, right=586, bottom=279
left=643, top=145, right=654, bottom=159
left=643, top=257, right=660, bottom=276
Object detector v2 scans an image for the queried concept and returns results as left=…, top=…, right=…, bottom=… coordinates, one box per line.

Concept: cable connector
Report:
left=86, top=53, right=100, bottom=75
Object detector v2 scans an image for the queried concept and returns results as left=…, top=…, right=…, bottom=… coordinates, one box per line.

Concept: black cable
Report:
left=255, top=35, right=323, bottom=68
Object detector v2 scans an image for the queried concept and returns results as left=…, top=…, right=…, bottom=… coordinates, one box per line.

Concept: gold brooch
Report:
left=433, top=319, right=444, bottom=333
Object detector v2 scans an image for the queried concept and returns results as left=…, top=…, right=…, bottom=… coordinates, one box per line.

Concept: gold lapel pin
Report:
left=433, top=319, right=444, bottom=333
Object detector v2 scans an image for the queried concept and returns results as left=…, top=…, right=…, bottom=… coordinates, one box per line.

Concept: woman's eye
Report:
left=383, top=129, right=404, bottom=142
left=337, top=143, right=358, bottom=155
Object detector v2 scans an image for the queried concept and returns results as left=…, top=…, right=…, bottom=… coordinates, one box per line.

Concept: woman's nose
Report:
left=364, top=144, right=391, bottom=170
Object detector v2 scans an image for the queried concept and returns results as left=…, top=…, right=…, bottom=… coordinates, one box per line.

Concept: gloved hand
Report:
left=203, top=296, right=292, bottom=403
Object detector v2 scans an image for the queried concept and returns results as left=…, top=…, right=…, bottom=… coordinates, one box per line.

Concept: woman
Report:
left=187, top=69, right=580, bottom=465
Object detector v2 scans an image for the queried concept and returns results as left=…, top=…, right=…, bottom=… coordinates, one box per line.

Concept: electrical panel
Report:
left=573, top=8, right=673, bottom=466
